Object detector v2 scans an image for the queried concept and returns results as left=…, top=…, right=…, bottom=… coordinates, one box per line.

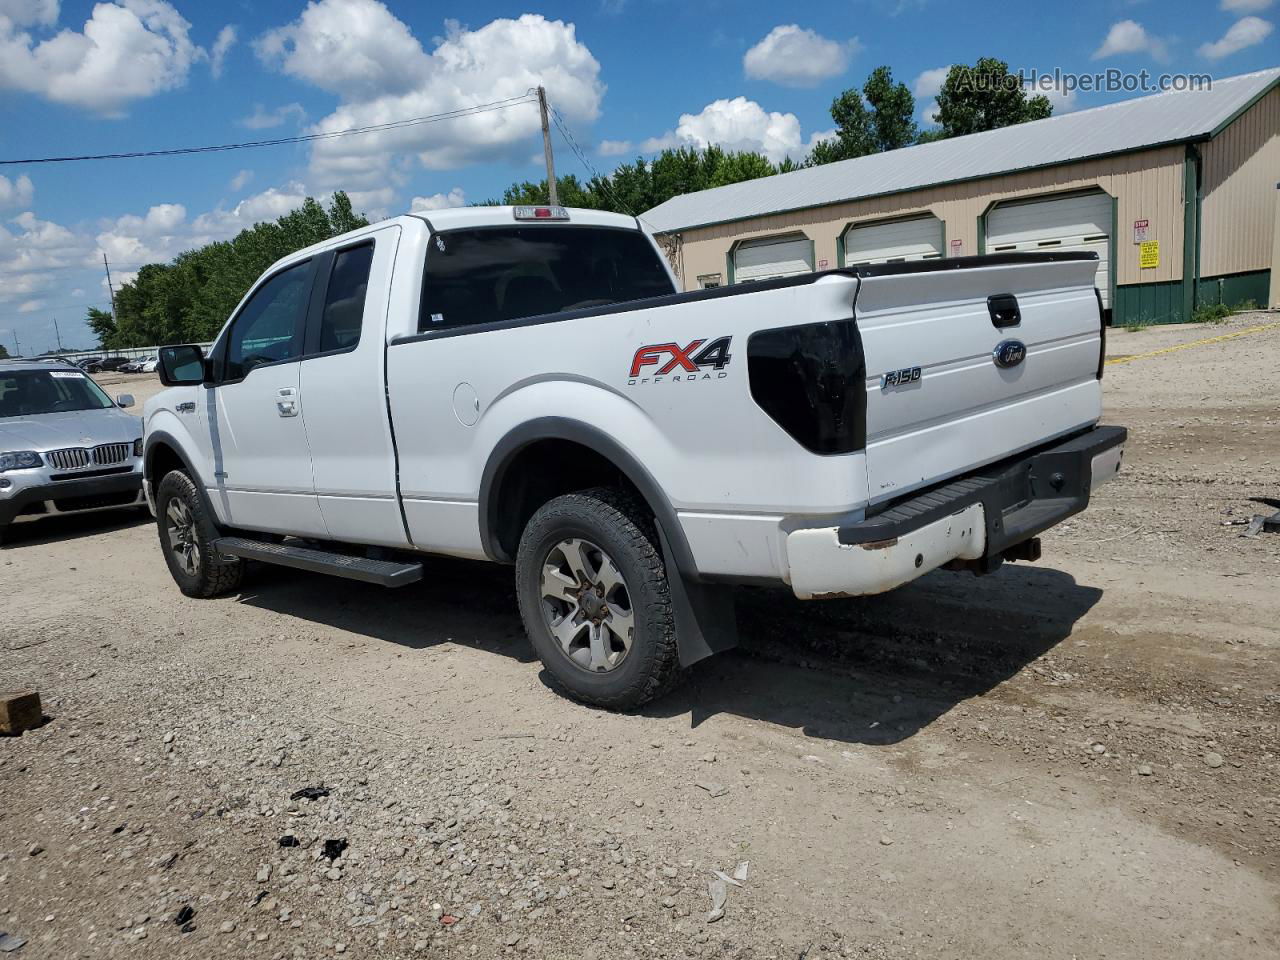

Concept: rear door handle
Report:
left=276, top=387, right=299, bottom=418
left=988, top=293, right=1021, bottom=329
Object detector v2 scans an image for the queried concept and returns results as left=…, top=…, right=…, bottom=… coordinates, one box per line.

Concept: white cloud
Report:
left=913, top=66, right=949, bottom=100
left=17, top=298, right=43, bottom=313
left=1199, top=16, right=1274, bottom=58
left=240, top=102, right=306, bottom=129
left=210, top=23, right=235, bottom=78
left=228, top=169, right=253, bottom=192
left=0, top=1, right=59, bottom=28
left=410, top=188, right=466, bottom=212
left=1221, top=0, right=1272, bottom=12
left=0, top=0, right=203, bottom=114
left=254, top=0, right=604, bottom=199
left=598, top=139, right=633, bottom=157
left=0, top=174, right=34, bottom=209
left=743, top=25, right=857, bottom=87
left=1093, top=20, right=1170, bottom=62
left=644, top=97, right=811, bottom=164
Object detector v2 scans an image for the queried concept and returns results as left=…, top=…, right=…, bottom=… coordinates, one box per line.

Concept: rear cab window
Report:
left=419, top=226, right=675, bottom=331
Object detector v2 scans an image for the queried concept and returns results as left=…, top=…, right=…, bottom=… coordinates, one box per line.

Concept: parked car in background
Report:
left=0, top=358, right=145, bottom=542
left=121, top=356, right=157, bottom=373
left=97, top=357, right=134, bottom=373
left=76, top=356, right=103, bottom=372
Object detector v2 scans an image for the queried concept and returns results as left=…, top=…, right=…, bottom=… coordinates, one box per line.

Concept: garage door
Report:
left=986, top=192, right=1112, bottom=307
left=733, top=233, right=813, bottom=282
left=843, top=215, right=943, bottom=266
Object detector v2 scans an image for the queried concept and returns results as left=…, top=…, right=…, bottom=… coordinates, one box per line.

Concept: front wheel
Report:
left=515, top=487, right=681, bottom=710
left=155, top=470, right=243, bottom=598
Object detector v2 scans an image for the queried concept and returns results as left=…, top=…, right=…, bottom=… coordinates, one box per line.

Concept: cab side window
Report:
left=319, top=244, right=373, bottom=353
left=224, top=261, right=311, bottom=380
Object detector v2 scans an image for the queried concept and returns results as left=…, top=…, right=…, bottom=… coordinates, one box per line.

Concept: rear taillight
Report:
left=1094, top=287, right=1106, bottom=379
left=747, top=319, right=866, bottom=454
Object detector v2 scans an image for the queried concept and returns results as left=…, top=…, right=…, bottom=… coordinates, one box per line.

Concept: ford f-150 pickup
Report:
left=144, top=205, right=1125, bottom=708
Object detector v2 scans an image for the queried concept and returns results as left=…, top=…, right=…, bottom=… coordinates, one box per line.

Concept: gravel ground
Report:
left=2, top=314, right=1279, bottom=959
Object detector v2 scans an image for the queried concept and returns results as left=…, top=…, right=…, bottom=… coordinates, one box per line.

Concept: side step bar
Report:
left=212, top=537, right=424, bottom=587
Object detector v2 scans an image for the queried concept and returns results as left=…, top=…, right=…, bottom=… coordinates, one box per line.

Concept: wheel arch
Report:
left=478, top=417, right=699, bottom=581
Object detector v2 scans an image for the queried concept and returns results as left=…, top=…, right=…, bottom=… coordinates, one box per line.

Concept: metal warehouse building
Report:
left=643, top=67, right=1280, bottom=325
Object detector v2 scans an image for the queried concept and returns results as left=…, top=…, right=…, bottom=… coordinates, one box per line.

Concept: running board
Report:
left=212, top=537, right=423, bottom=587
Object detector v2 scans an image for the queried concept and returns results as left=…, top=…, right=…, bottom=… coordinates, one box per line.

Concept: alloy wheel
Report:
left=539, top=537, right=635, bottom=673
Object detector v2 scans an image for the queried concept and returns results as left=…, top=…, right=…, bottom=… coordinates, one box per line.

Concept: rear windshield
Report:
left=0, top=369, right=115, bottom=418
left=419, top=226, right=675, bottom=331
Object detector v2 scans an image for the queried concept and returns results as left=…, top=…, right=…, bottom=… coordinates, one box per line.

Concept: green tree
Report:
left=927, top=58, right=1052, bottom=139
left=807, top=66, right=918, bottom=165
left=84, top=306, right=117, bottom=348
left=104, top=191, right=369, bottom=347
left=0, top=342, right=8, bottom=359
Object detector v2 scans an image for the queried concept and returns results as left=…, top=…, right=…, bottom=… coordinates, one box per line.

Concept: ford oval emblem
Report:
left=993, top=339, right=1026, bottom=369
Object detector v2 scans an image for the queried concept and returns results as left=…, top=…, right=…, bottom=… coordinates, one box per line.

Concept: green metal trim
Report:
left=659, top=137, right=1215, bottom=235
left=835, top=231, right=845, bottom=269
left=977, top=208, right=987, bottom=255
left=1208, top=74, right=1280, bottom=138
left=1109, top=192, right=1118, bottom=317
left=725, top=245, right=735, bottom=286
left=1195, top=269, right=1271, bottom=308
left=940, top=217, right=948, bottom=258
left=1114, top=280, right=1184, bottom=325
left=1181, top=146, right=1199, bottom=324
left=808, top=236, right=816, bottom=272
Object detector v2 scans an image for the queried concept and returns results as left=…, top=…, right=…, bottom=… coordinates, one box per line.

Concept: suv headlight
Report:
left=0, top=450, right=44, bottom=471
left=133, top=438, right=144, bottom=457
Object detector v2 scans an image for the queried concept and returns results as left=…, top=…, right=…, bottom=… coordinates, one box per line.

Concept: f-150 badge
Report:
left=882, top=366, right=922, bottom=389
left=628, top=337, right=732, bottom=385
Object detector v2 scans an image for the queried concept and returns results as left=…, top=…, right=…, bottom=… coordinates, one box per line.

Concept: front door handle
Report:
left=276, top=387, right=299, bottom=418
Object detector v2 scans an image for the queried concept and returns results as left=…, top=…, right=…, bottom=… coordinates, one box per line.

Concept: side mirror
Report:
left=116, top=394, right=135, bottom=408
left=158, top=345, right=206, bottom=387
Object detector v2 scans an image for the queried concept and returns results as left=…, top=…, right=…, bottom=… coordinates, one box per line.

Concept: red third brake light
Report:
left=513, top=205, right=569, bottom=221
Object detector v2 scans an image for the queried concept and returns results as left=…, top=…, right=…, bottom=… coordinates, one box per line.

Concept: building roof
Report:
left=642, top=67, right=1280, bottom=234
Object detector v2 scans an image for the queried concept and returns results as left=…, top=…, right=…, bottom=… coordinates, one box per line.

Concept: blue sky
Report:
left=0, top=0, right=1276, bottom=353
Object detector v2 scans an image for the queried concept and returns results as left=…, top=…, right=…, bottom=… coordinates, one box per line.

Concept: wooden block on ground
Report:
left=0, top=690, right=42, bottom=735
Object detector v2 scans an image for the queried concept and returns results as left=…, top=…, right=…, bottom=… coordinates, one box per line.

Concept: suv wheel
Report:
left=515, top=487, right=681, bottom=710
left=155, top=469, right=243, bottom=598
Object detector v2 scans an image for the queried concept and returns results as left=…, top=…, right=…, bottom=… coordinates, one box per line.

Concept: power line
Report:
left=0, top=94, right=539, bottom=166
left=550, top=105, right=662, bottom=232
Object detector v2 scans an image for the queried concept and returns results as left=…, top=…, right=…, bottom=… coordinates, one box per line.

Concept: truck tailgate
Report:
left=855, top=255, right=1103, bottom=504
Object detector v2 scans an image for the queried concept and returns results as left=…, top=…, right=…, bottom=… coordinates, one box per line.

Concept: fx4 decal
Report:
left=628, top=337, right=732, bottom=385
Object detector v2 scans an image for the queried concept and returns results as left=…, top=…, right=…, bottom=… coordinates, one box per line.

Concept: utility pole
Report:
left=537, top=86, right=559, bottom=206
left=53, top=317, right=63, bottom=352
left=103, top=252, right=118, bottom=318
left=13, top=330, right=20, bottom=357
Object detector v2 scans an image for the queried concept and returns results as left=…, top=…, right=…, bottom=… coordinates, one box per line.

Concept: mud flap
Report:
left=656, top=521, right=739, bottom=667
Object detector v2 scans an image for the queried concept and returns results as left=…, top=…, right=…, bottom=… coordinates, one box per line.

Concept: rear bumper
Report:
left=0, top=472, right=144, bottom=526
left=786, top=425, right=1126, bottom=599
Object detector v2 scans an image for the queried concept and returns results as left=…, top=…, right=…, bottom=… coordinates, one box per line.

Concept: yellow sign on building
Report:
left=1139, top=241, right=1160, bottom=269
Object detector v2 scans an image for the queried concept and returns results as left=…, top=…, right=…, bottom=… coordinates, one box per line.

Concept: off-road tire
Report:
left=515, top=486, right=681, bottom=710
left=155, top=469, right=243, bottom=598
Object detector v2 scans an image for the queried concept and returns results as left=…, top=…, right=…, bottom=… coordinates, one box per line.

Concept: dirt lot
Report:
left=3, top=316, right=1279, bottom=959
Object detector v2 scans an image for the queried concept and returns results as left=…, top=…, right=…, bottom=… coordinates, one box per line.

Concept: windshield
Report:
left=0, top=369, right=116, bottom=418
left=419, top=226, right=676, bottom=330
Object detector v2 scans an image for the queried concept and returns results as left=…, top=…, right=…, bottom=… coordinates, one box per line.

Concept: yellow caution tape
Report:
left=1105, top=320, right=1280, bottom=366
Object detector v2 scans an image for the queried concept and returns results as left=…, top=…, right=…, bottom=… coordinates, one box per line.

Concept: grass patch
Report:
left=1193, top=299, right=1258, bottom=325
left=1122, top=320, right=1152, bottom=333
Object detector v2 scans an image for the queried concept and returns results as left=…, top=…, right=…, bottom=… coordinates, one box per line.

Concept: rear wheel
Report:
left=155, top=470, right=243, bottom=598
left=515, top=487, right=680, bottom=710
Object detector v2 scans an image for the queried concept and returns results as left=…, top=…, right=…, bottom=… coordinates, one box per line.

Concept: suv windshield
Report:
left=419, top=226, right=675, bottom=330
left=0, top=369, right=115, bottom=418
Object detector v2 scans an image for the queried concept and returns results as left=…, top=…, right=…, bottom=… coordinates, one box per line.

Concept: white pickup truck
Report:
left=144, top=205, right=1125, bottom=708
